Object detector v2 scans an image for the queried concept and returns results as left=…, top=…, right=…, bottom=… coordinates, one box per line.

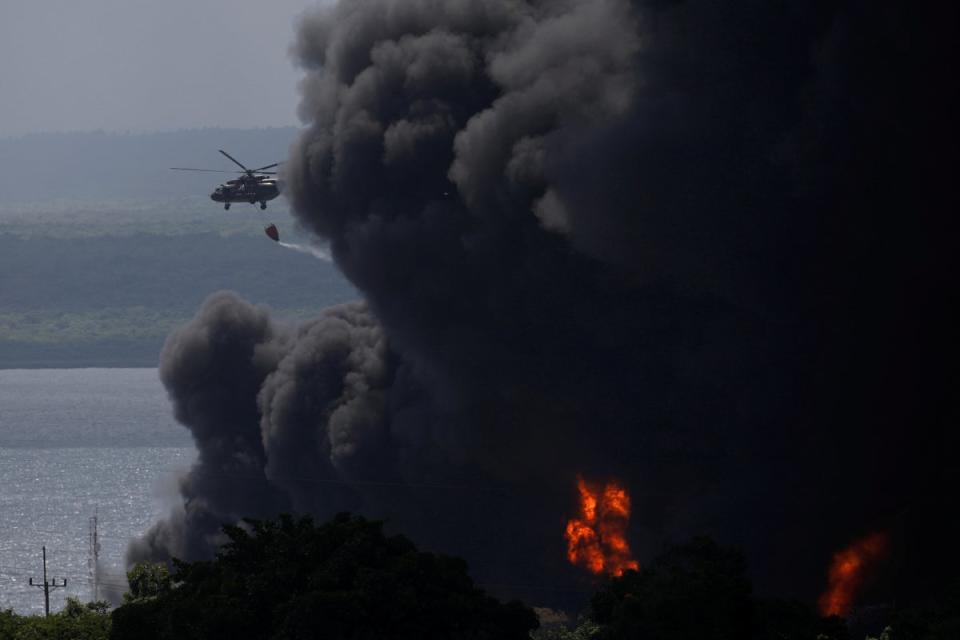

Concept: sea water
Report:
left=0, top=368, right=194, bottom=614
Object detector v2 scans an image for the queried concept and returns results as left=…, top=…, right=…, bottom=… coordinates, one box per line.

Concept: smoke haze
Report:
left=131, top=0, right=958, bottom=606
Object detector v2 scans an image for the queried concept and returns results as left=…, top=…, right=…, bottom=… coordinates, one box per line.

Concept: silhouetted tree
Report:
left=590, top=537, right=753, bottom=640
left=590, top=537, right=852, bottom=640
left=110, top=513, right=537, bottom=640
left=753, top=598, right=849, bottom=640
left=532, top=617, right=602, bottom=640
left=884, top=579, right=960, bottom=640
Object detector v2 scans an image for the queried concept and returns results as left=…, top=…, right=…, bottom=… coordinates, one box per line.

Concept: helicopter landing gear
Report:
left=260, top=202, right=267, bottom=210
left=224, top=203, right=231, bottom=210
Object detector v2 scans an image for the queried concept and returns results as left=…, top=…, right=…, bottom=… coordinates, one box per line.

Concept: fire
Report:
left=818, top=531, right=889, bottom=617
left=565, top=475, right=639, bottom=577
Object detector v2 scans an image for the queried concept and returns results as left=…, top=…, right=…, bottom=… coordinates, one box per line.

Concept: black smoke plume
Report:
left=131, top=0, right=958, bottom=606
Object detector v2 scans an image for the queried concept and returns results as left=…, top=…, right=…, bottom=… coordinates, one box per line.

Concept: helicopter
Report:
left=171, top=150, right=281, bottom=210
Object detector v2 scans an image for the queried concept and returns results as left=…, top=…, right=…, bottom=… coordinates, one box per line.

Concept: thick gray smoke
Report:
left=132, top=0, right=957, bottom=605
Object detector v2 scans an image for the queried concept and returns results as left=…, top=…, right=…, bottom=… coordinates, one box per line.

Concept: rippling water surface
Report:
left=0, top=369, right=194, bottom=614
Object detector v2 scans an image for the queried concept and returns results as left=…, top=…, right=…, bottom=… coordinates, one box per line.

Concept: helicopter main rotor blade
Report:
left=250, top=162, right=282, bottom=172
left=218, top=149, right=249, bottom=172
left=170, top=167, right=244, bottom=173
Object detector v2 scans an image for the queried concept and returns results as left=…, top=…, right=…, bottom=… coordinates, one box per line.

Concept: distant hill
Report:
left=0, top=127, right=298, bottom=202
left=0, top=233, right=353, bottom=312
left=0, top=231, right=357, bottom=368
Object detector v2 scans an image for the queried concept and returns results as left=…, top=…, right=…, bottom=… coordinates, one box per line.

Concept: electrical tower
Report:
left=29, top=546, right=67, bottom=616
left=88, top=510, right=101, bottom=601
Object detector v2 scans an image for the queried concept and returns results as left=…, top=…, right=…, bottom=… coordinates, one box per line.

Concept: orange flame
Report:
left=565, top=475, right=639, bottom=577
left=818, top=531, right=889, bottom=617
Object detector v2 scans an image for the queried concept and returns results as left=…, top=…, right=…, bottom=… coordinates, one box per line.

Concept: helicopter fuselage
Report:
left=172, top=149, right=282, bottom=211
left=210, top=178, right=280, bottom=206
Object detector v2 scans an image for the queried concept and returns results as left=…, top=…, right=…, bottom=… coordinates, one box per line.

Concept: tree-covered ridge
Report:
left=0, top=233, right=352, bottom=313
left=0, top=308, right=189, bottom=343
left=0, top=231, right=356, bottom=367
left=0, top=307, right=322, bottom=344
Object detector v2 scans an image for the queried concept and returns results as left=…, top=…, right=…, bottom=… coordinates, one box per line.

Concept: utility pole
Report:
left=29, top=546, right=67, bottom=616
left=88, top=510, right=101, bottom=601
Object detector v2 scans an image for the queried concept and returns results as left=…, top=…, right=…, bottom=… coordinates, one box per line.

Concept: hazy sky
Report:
left=0, top=0, right=329, bottom=138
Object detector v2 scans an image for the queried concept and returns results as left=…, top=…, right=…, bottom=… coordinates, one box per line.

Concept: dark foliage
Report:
left=753, top=599, right=849, bottom=640
left=123, top=562, right=171, bottom=603
left=591, top=537, right=753, bottom=640
left=110, top=513, right=537, bottom=640
left=884, top=580, right=960, bottom=640
left=590, top=537, right=850, bottom=640
left=0, top=598, right=111, bottom=640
